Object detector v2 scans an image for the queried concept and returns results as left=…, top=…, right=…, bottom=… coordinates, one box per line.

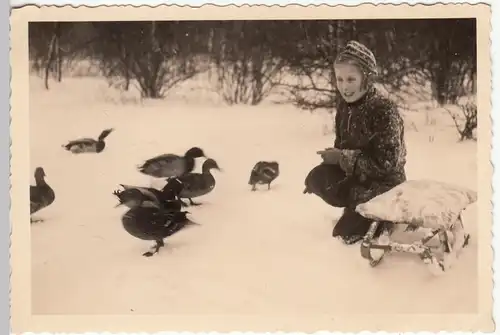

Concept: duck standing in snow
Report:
left=62, top=128, right=114, bottom=154
left=121, top=207, right=199, bottom=257
left=30, top=167, right=55, bottom=223
left=248, top=161, right=280, bottom=191
left=113, top=178, right=185, bottom=211
left=137, top=147, right=206, bottom=179
left=173, top=158, right=221, bottom=206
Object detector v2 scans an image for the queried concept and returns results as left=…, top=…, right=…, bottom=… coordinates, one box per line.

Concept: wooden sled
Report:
left=353, top=179, right=477, bottom=275
left=359, top=215, right=470, bottom=274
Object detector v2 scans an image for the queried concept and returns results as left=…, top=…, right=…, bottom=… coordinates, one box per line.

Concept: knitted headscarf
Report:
left=335, top=40, right=378, bottom=77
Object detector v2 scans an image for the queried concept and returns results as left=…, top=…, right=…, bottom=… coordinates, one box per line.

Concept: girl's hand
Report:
left=316, top=147, right=334, bottom=155
left=317, top=148, right=342, bottom=164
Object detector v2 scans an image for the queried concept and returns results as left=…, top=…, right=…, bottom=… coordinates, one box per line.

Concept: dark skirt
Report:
left=303, top=163, right=392, bottom=243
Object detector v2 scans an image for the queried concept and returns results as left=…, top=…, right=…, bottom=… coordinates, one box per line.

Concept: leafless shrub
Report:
left=445, top=101, right=477, bottom=141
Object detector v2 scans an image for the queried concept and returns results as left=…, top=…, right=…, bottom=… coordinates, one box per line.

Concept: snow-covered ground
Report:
left=30, top=72, right=478, bottom=315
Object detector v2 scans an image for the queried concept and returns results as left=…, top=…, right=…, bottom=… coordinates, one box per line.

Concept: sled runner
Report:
left=354, top=179, right=477, bottom=275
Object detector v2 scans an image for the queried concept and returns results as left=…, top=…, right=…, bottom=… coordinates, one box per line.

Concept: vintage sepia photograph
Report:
left=10, top=2, right=493, bottom=333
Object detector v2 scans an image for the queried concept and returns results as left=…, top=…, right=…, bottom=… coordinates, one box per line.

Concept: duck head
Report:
left=113, top=188, right=135, bottom=208
left=185, top=147, right=206, bottom=159
left=34, top=167, right=47, bottom=184
left=34, top=167, right=46, bottom=179
left=98, top=128, right=115, bottom=141
left=202, top=158, right=222, bottom=173
left=268, top=161, right=280, bottom=174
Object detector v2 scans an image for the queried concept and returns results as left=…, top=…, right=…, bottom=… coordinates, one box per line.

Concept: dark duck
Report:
left=30, top=167, right=55, bottom=223
left=173, top=158, right=221, bottom=207
left=62, top=128, right=114, bottom=154
left=137, top=147, right=206, bottom=179
left=248, top=161, right=280, bottom=191
left=121, top=207, right=199, bottom=257
left=113, top=178, right=185, bottom=211
left=302, top=163, right=350, bottom=208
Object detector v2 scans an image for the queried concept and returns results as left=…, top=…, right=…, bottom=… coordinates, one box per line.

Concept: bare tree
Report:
left=42, top=22, right=61, bottom=89
left=92, top=21, right=208, bottom=99
left=211, top=21, right=286, bottom=105
left=445, top=101, right=477, bottom=141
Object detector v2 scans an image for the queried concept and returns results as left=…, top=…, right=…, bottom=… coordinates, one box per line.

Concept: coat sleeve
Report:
left=338, top=103, right=405, bottom=180
left=333, top=110, right=341, bottom=149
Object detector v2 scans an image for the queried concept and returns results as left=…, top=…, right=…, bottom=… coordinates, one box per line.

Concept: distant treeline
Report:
left=29, top=19, right=476, bottom=108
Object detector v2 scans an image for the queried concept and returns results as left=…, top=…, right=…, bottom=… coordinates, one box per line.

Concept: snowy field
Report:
left=30, top=71, right=478, bottom=316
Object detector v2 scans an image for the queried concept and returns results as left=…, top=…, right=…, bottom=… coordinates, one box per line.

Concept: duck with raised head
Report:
left=248, top=161, right=280, bottom=191
left=137, top=147, right=206, bottom=179
left=30, top=167, right=55, bottom=223
left=121, top=207, right=199, bottom=257
left=113, top=178, right=185, bottom=211
left=174, top=158, right=221, bottom=206
left=62, top=128, right=114, bottom=154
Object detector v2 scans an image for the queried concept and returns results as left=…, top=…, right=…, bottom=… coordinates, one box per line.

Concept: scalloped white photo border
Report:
left=8, top=0, right=498, bottom=334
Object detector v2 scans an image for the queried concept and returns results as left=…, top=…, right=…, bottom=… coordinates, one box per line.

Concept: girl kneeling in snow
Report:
left=304, top=40, right=408, bottom=245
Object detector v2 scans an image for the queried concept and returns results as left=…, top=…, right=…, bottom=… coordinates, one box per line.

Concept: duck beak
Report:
left=114, top=202, right=123, bottom=208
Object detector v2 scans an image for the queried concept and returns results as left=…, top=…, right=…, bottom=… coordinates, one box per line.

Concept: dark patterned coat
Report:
left=334, top=87, right=407, bottom=207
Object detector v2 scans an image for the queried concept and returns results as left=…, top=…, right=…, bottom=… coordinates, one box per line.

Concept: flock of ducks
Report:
left=29, top=128, right=281, bottom=257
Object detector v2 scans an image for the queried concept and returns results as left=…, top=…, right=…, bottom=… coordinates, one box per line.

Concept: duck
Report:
left=30, top=167, right=55, bottom=223
left=121, top=207, right=199, bottom=257
left=302, top=163, right=350, bottom=208
left=137, top=147, right=206, bottom=179
left=113, top=177, right=185, bottom=211
left=248, top=161, right=280, bottom=191
left=62, top=128, right=114, bottom=154
left=174, top=158, right=221, bottom=206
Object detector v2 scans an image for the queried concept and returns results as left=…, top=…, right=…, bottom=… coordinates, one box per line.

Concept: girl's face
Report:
left=334, top=62, right=368, bottom=103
